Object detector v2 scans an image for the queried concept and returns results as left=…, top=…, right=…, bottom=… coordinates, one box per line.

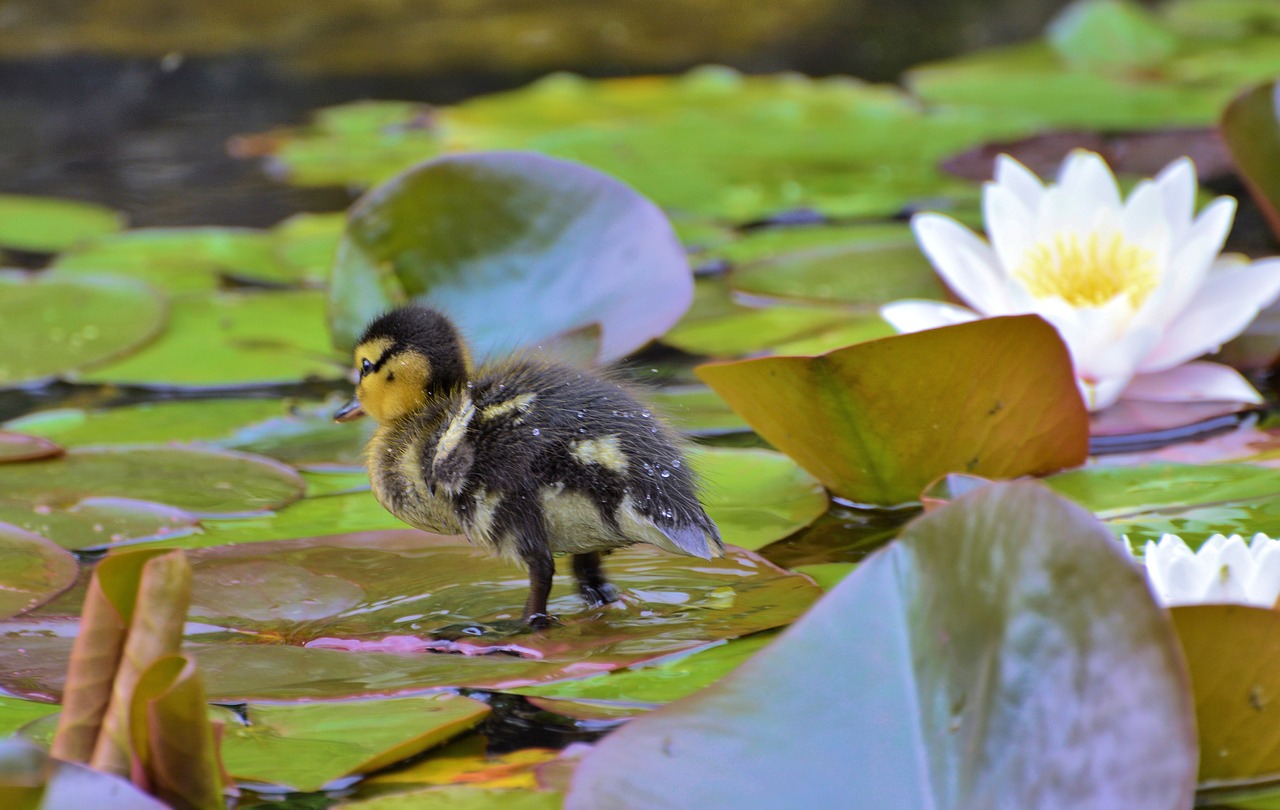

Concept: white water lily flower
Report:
left=1142, top=532, right=1280, bottom=608
left=883, top=150, right=1280, bottom=411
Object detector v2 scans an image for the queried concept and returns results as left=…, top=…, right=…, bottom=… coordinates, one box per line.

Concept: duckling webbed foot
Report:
left=573, top=551, right=621, bottom=607
left=431, top=617, right=555, bottom=640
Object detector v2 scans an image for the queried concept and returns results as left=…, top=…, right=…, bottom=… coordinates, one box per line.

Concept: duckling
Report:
left=333, top=305, right=723, bottom=629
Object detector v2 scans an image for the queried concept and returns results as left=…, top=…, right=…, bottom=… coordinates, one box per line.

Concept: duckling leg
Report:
left=521, top=549, right=555, bottom=629
left=572, top=552, right=620, bottom=607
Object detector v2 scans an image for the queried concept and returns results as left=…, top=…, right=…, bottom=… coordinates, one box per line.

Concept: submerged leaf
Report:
left=330, top=151, right=692, bottom=361
left=567, top=483, right=1196, bottom=809
left=697, top=315, right=1089, bottom=505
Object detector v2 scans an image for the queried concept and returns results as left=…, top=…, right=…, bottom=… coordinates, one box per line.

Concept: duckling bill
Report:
left=334, top=305, right=723, bottom=629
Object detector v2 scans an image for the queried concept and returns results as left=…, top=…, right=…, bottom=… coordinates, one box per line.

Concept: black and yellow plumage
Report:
left=334, top=305, right=722, bottom=628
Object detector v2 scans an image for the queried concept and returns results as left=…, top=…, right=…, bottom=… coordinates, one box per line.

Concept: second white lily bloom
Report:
left=884, top=150, right=1280, bottom=411
left=1143, top=532, right=1280, bottom=609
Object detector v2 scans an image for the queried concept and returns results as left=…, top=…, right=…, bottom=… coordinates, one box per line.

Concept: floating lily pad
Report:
left=273, top=212, right=346, bottom=283
left=1222, top=79, right=1280, bottom=240
left=662, top=300, right=858, bottom=357
left=697, top=315, right=1089, bottom=505
left=0, top=271, right=166, bottom=388
left=566, top=483, right=1196, bottom=809
left=0, top=497, right=200, bottom=551
left=364, top=738, right=557, bottom=789
left=1047, top=0, right=1179, bottom=72
left=0, top=446, right=304, bottom=516
left=0, top=695, right=58, bottom=736
left=0, top=532, right=819, bottom=701
left=647, top=386, right=749, bottom=436
left=338, top=786, right=563, bottom=810
left=3, top=399, right=287, bottom=449
left=53, top=227, right=315, bottom=293
left=0, top=194, right=123, bottom=253
left=219, top=695, right=491, bottom=793
left=1045, top=462, right=1280, bottom=544
left=76, top=291, right=347, bottom=387
left=190, top=497, right=409, bottom=549
left=1172, top=605, right=1280, bottom=793
left=330, top=151, right=693, bottom=362
left=0, top=432, right=61, bottom=463
left=693, top=447, right=827, bottom=550
left=0, top=522, right=77, bottom=619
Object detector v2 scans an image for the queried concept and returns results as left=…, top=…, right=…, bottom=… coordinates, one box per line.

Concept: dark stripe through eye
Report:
left=361, top=358, right=374, bottom=378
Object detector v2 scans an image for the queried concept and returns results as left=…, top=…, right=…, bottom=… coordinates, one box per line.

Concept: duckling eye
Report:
left=360, top=359, right=374, bottom=378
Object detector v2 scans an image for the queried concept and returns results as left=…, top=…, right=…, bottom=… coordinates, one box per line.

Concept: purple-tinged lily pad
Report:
left=0, top=522, right=77, bottom=620
left=567, top=483, right=1196, bottom=809
left=0, top=531, right=819, bottom=701
left=0, top=497, right=200, bottom=551
left=697, top=315, right=1089, bottom=505
left=0, top=738, right=166, bottom=809
left=0, top=446, right=304, bottom=516
left=0, top=271, right=166, bottom=388
left=0, top=431, right=62, bottom=463
left=329, top=152, right=692, bottom=362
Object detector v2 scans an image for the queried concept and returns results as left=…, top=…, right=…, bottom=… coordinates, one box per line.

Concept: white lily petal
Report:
left=1201, top=535, right=1254, bottom=604
left=911, top=213, right=1010, bottom=314
left=1122, top=361, right=1262, bottom=404
left=1157, top=546, right=1215, bottom=606
left=1141, top=196, right=1237, bottom=327
left=1248, top=539, right=1280, bottom=607
left=1054, top=150, right=1123, bottom=231
left=880, top=300, right=980, bottom=334
left=1138, top=257, right=1280, bottom=372
left=993, top=154, right=1046, bottom=211
left=1118, top=180, right=1172, bottom=264
left=1153, top=157, right=1196, bottom=233
left=982, top=185, right=1038, bottom=286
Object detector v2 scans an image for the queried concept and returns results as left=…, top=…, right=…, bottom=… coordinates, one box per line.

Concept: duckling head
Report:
left=334, top=305, right=471, bottom=424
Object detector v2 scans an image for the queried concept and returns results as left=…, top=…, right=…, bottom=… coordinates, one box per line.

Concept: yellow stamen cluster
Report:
left=1015, top=231, right=1158, bottom=309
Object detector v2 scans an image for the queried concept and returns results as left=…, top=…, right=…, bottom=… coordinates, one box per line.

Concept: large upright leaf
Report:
left=330, top=151, right=692, bottom=361
left=697, top=315, right=1089, bottom=505
left=567, top=483, right=1196, bottom=809
left=0, top=272, right=165, bottom=388
left=1222, top=79, right=1280, bottom=240
left=128, top=655, right=223, bottom=810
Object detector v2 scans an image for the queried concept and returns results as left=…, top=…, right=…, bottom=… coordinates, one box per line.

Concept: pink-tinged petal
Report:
left=1139, top=256, right=1280, bottom=372
left=1141, top=196, right=1237, bottom=328
left=1081, top=375, right=1131, bottom=412
left=1122, top=361, right=1262, bottom=404
left=1153, top=157, right=1196, bottom=233
left=993, top=154, right=1046, bottom=210
left=880, top=300, right=980, bottom=334
left=910, top=213, right=1010, bottom=314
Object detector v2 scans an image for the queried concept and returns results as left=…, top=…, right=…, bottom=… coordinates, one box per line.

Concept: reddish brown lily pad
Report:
left=0, top=522, right=77, bottom=620
left=0, top=431, right=62, bottom=463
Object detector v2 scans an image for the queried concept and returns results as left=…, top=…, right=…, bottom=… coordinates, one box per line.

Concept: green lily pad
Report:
left=330, top=151, right=693, bottom=362
left=0, top=446, right=305, bottom=516
left=693, top=447, right=827, bottom=551
left=0, top=497, right=200, bottom=551
left=566, top=483, right=1196, bottom=809
left=338, top=786, right=563, bottom=810
left=0, top=271, right=166, bottom=388
left=1222, top=79, right=1280, bottom=241
left=662, top=300, right=860, bottom=357
left=0, top=432, right=61, bottom=463
left=0, top=695, right=58, bottom=736
left=0, top=522, right=77, bottom=620
left=511, top=632, right=777, bottom=719
left=220, top=695, right=491, bottom=793
left=76, top=291, right=347, bottom=387
left=191, top=496, right=407, bottom=548
left=272, top=212, right=346, bottom=283
left=0, top=194, right=123, bottom=253
left=1045, top=462, right=1280, bottom=544
left=53, top=227, right=315, bottom=293
left=1047, top=0, right=1179, bottom=72
left=3, top=399, right=287, bottom=449
left=0, top=532, right=819, bottom=701
left=697, top=315, right=1089, bottom=505
left=647, top=385, right=749, bottom=436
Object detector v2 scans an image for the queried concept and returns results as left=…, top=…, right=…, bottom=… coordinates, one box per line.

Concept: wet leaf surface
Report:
left=331, top=151, right=692, bottom=361
left=0, top=497, right=200, bottom=551
left=0, top=695, right=58, bottom=736
left=0, top=446, right=305, bottom=516
left=363, top=737, right=557, bottom=789
left=338, top=785, right=563, bottom=810
left=0, top=431, right=62, bottom=463
left=219, top=695, right=491, bottom=792
left=0, top=194, right=124, bottom=253
left=692, top=447, right=828, bottom=551
left=567, top=483, right=1196, bottom=809
left=53, top=227, right=317, bottom=293
left=697, top=315, right=1089, bottom=505
left=0, top=271, right=166, bottom=388
left=76, top=291, right=347, bottom=386
left=0, top=532, right=819, bottom=701
left=0, top=522, right=77, bottom=619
